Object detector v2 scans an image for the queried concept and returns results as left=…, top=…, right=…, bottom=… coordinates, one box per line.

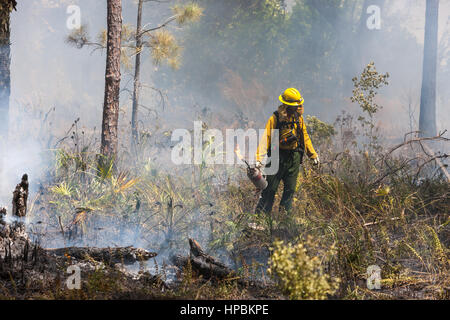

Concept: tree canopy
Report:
left=158, top=0, right=384, bottom=120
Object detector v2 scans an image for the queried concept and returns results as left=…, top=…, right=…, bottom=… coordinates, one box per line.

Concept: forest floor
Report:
left=1, top=116, right=449, bottom=300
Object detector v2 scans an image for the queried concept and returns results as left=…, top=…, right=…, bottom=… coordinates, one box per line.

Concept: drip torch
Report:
left=235, top=146, right=268, bottom=191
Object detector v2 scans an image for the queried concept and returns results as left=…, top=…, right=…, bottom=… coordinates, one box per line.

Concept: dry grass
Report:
left=15, top=115, right=446, bottom=300
left=3, top=65, right=449, bottom=299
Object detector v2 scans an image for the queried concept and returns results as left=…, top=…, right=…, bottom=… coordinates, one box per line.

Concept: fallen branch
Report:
left=171, top=238, right=235, bottom=280
left=420, top=143, right=450, bottom=182
left=46, top=246, right=157, bottom=266
left=363, top=217, right=401, bottom=227
left=371, top=156, right=421, bottom=187
left=383, top=130, right=449, bottom=159
left=371, top=131, right=450, bottom=185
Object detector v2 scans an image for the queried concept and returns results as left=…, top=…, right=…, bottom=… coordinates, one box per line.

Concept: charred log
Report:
left=171, top=238, right=236, bottom=281
left=0, top=173, right=165, bottom=293
left=45, top=246, right=157, bottom=266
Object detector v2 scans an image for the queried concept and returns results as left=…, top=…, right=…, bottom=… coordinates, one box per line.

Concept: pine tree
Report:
left=100, top=0, right=123, bottom=162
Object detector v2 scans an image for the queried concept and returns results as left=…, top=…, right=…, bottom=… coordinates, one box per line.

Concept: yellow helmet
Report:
left=279, top=88, right=304, bottom=106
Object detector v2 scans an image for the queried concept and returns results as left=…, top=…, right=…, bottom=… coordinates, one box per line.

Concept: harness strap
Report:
left=273, top=111, right=305, bottom=153
left=293, top=111, right=305, bottom=152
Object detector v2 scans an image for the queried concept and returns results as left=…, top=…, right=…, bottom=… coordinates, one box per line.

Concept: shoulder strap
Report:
left=273, top=111, right=280, bottom=130
left=293, top=112, right=305, bottom=150
left=274, top=111, right=301, bottom=127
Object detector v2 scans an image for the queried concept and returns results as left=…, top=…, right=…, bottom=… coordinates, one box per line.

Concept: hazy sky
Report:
left=10, top=1, right=449, bottom=112
left=284, top=0, right=450, bottom=43
left=3, top=0, right=449, bottom=198
left=7, top=1, right=450, bottom=136
left=0, top=0, right=447, bottom=206
left=388, top=0, right=450, bottom=44
left=5, top=1, right=448, bottom=141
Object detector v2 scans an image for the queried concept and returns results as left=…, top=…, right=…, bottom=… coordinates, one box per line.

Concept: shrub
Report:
left=268, top=239, right=340, bottom=300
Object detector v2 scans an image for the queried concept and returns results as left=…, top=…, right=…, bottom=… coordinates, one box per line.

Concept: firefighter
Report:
left=255, top=88, right=319, bottom=215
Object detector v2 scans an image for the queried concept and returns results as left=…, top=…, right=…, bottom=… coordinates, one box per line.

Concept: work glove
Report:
left=312, top=156, right=320, bottom=167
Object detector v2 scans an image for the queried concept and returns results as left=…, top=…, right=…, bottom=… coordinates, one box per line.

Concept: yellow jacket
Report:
left=256, top=105, right=318, bottom=162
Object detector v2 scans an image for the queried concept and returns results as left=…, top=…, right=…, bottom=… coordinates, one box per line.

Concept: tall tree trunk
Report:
left=0, top=21, right=10, bottom=139
left=100, top=0, right=123, bottom=161
left=0, top=0, right=16, bottom=139
left=419, top=0, right=439, bottom=137
left=131, top=0, right=143, bottom=152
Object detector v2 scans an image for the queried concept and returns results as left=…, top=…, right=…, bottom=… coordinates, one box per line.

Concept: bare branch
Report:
left=140, top=83, right=167, bottom=111
left=371, top=156, right=423, bottom=187
left=376, top=130, right=449, bottom=166
left=140, top=15, right=179, bottom=37
left=420, top=142, right=450, bottom=182
left=414, top=154, right=449, bottom=182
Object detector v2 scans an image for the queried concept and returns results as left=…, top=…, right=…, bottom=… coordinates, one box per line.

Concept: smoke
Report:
left=9, top=1, right=450, bottom=132
left=163, top=0, right=450, bottom=137
left=3, top=0, right=449, bottom=257
left=9, top=1, right=450, bottom=140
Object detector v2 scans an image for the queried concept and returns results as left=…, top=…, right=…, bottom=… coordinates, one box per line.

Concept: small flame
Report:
left=234, top=144, right=250, bottom=168
left=234, top=144, right=244, bottom=161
